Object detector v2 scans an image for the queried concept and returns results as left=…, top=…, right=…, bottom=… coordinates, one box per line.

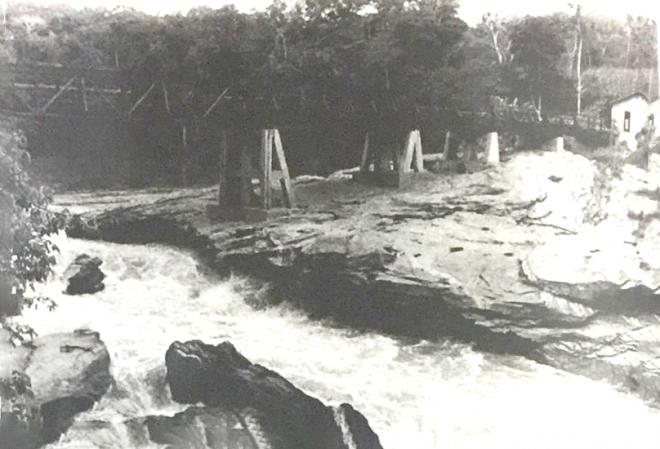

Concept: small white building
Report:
left=609, top=93, right=658, bottom=150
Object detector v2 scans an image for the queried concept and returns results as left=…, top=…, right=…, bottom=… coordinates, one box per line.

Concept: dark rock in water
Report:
left=64, top=254, right=106, bottom=295
left=334, top=403, right=383, bottom=449
left=165, top=340, right=383, bottom=449
left=144, top=406, right=257, bottom=449
left=0, top=329, right=113, bottom=449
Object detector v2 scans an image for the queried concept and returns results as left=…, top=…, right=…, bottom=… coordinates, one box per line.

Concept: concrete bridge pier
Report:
left=486, top=132, right=500, bottom=165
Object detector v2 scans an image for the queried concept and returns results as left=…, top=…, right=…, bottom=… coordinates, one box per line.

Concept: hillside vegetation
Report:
left=0, top=0, right=656, bottom=186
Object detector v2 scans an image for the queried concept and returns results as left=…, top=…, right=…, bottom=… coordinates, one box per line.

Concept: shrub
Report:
left=0, top=124, right=63, bottom=345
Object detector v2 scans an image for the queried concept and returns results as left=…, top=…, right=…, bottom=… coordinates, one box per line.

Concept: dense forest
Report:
left=0, top=0, right=657, bottom=187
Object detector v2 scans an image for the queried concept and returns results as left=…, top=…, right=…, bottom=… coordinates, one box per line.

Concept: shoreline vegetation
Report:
left=0, top=0, right=657, bottom=189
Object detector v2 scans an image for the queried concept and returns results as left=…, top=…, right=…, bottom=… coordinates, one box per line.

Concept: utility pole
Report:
left=574, top=3, right=583, bottom=117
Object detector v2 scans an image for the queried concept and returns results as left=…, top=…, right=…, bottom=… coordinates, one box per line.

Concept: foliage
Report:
left=0, top=370, right=35, bottom=421
left=0, top=1, right=656, bottom=185
left=0, top=124, right=63, bottom=342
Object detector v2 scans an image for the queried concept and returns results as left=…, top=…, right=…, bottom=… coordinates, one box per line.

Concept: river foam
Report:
left=17, top=235, right=660, bottom=449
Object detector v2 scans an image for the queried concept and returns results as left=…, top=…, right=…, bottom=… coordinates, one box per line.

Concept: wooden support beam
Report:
left=400, top=130, right=416, bottom=175
left=12, top=81, right=125, bottom=96
left=443, top=131, right=451, bottom=160
left=162, top=82, right=171, bottom=114
left=396, top=129, right=424, bottom=175
left=413, top=130, right=424, bottom=172
left=202, top=87, right=230, bottom=118
left=10, top=87, right=35, bottom=113
left=272, top=129, right=295, bottom=208
left=360, top=132, right=371, bottom=173
left=181, top=125, right=189, bottom=186
left=260, top=129, right=273, bottom=209
left=218, top=130, right=228, bottom=206
left=84, top=77, right=122, bottom=116
left=40, top=76, right=76, bottom=113
left=240, top=147, right=252, bottom=207
left=81, top=77, right=88, bottom=112
left=128, top=83, right=155, bottom=117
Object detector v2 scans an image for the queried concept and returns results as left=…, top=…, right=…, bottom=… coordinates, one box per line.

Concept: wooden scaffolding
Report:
left=210, top=128, right=295, bottom=221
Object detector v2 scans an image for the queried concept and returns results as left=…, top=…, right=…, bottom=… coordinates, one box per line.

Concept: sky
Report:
left=17, top=0, right=660, bottom=23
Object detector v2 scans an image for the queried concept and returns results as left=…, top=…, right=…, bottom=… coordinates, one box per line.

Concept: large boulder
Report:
left=0, top=329, right=112, bottom=449
left=63, top=254, right=106, bottom=295
left=164, top=340, right=383, bottom=449
left=141, top=406, right=262, bottom=449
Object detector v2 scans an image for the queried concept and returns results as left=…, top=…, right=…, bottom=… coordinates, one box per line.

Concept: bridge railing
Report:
left=0, top=64, right=611, bottom=133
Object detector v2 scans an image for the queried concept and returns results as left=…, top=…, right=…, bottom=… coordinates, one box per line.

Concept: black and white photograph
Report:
left=2, top=0, right=660, bottom=448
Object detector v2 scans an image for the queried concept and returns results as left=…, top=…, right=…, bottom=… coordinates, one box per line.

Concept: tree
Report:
left=0, top=124, right=62, bottom=345
left=570, top=3, right=583, bottom=116
left=481, top=12, right=512, bottom=66
left=509, top=15, right=572, bottom=113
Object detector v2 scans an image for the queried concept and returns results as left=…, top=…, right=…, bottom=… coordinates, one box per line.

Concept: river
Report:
left=18, top=235, right=660, bottom=449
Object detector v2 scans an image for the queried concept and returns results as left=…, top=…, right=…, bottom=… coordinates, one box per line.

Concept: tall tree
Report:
left=509, top=15, right=571, bottom=113
left=571, top=3, right=583, bottom=116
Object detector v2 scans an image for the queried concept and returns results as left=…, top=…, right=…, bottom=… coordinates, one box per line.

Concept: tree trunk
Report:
left=575, top=4, right=583, bottom=118
left=656, top=18, right=660, bottom=99
left=625, top=29, right=632, bottom=69
left=649, top=67, right=654, bottom=99
left=576, top=36, right=582, bottom=117
left=491, top=30, right=503, bottom=65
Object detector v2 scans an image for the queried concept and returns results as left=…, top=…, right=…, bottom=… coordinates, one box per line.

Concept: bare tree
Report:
left=482, top=13, right=512, bottom=65
left=569, top=3, right=583, bottom=117
left=656, top=18, right=660, bottom=98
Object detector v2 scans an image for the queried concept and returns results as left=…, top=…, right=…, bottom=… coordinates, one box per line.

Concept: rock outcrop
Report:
left=141, top=406, right=259, bottom=449
left=63, top=254, right=106, bottom=295
left=0, top=329, right=112, bottom=449
left=163, top=340, right=383, bottom=449
left=59, top=151, right=660, bottom=405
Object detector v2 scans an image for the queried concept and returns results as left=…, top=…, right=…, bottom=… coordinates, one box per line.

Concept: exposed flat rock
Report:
left=59, top=150, right=660, bottom=404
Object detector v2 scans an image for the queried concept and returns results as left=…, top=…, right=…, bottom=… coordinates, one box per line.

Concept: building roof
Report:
left=610, top=92, right=650, bottom=106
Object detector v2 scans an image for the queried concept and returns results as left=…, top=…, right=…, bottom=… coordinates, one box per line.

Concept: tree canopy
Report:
left=0, top=1, right=656, bottom=184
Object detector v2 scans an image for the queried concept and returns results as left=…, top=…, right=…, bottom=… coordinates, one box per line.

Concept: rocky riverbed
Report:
left=0, top=329, right=112, bottom=449
left=58, top=149, right=660, bottom=407
left=1, top=326, right=384, bottom=449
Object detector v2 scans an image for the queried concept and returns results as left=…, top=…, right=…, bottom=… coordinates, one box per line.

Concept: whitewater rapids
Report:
left=17, top=235, right=660, bottom=449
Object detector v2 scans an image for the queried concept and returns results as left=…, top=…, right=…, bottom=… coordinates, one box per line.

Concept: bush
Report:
left=0, top=124, right=63, bottom=345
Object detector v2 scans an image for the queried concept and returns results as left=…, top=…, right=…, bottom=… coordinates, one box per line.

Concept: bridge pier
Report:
left=486, top=132, right=500, bottom=165
left=211, top=128, right=295, bottom=222
left=354, top=129, right=424, bottom=187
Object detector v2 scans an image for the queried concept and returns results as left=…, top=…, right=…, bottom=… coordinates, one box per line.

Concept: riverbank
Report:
left=58, top=148, right=660, bottom=406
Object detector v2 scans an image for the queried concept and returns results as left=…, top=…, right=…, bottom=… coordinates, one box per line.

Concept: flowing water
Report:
left=18, top=235, right=660, bottom=449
